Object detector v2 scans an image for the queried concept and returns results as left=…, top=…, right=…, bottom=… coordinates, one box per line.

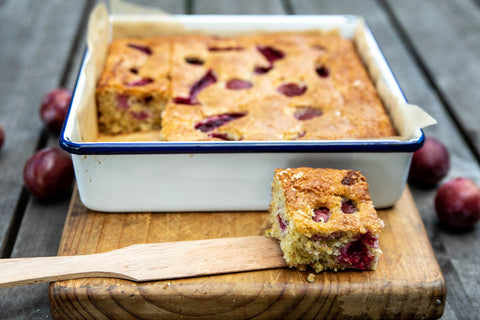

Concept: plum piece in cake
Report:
left=267, top=167, right=384, bottom=272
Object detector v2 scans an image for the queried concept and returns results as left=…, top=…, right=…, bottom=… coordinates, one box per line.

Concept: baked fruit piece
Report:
left=267, top=167, right=384, bottom=272
left=96, top=38, right=171, bottom=135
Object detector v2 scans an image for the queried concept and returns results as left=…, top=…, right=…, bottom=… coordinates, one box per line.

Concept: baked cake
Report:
left=96, top=32, right=397, bottom=140
left=96, top=38, right=171, bottom=135
left=266, top=167, right=384, bottom=272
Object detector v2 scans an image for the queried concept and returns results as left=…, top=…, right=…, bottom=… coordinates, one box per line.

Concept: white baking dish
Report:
left=60, top=13, right=434, bottom=212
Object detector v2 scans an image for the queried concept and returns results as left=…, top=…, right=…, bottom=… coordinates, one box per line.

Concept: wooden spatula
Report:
left=0, top=236, right=286, bottom=288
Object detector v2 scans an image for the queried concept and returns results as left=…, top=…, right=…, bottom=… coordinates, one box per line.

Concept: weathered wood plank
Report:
left=290, top=1, right=480, bottom=319
left=0, top=1, right=188, bottom=319
left=1, top=149, right=75, bottom=319
left=111, top=0, right=186, bottom=14
left=385, top=0, right=480, bottom=161
left=0, top=0, right=89, bottom=255
left=0, top=0, right=93, bottom=318
left=193, top=0, right=286, bottom=14
left=383, top=1, right=480, bottom=317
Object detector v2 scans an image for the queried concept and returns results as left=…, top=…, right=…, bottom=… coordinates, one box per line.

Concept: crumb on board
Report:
left=307, top=273, right=315, bottom=282
left=163, top=282, right=171, bottom=289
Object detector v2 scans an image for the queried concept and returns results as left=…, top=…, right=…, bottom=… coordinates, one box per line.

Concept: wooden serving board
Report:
left=49, top=187, right=445, bottom=320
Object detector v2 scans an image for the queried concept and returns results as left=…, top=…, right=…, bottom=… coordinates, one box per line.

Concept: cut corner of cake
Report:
left=266, top=167, right=384, bottom=273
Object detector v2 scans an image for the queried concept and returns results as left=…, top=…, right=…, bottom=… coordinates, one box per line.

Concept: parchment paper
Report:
left=75, top=0, right=436, bottom=143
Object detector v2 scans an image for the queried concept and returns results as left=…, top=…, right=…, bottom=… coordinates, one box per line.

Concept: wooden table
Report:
left=1, top=0, right=479, bottom=319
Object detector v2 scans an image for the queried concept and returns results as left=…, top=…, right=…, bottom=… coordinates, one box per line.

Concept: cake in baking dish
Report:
left=96, top=38, right=171, bottom=135
left=96, top=32, right=397, bottom=139
left=266, top=167, right=384, bottom=272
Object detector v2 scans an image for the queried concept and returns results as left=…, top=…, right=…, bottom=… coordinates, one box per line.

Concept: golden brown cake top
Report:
left=97, top=32, right=398, bottom=140
left=274, top=167, right=384, bottom=236
left=163, top=32, right=396, bottom=140
left=96, top=38, right=171, bottom=95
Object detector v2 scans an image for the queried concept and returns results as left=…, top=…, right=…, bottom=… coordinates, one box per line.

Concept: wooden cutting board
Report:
left=48, top=187, right=445, bottom=320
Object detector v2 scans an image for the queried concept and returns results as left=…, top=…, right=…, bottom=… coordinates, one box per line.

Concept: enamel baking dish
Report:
left=60, top=14, right=431, bottom=212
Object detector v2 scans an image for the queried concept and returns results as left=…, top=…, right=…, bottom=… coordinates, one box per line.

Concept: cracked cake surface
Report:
left=95, top=32, right=397, bottom=140
left=267, top=167, right=384, bottom=272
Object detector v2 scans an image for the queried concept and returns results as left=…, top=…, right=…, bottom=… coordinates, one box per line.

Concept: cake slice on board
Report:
left=267, top=167, right=384, bottom=272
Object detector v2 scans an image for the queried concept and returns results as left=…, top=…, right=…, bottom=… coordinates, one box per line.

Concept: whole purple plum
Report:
left=23, top=148, right=74, bottom=201
left=0, top=125, right=4, bottom=151
left=409, top=137, right=450, bottom=187
left=435, top=177, right=480, bottom=228
left=39, top=88, right=72, bottom=134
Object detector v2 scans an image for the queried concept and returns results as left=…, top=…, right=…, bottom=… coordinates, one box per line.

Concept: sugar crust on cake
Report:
left=95, top=32, right=397, bottom=140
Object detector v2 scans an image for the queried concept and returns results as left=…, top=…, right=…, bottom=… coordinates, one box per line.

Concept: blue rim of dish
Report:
left=60, top=136, right=425, bottom=154
left=59, top=16, right=426, bottom=155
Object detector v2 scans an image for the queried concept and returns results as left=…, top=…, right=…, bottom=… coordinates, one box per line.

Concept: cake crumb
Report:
left=292, top=172, right=304, bottom=179
left=307, top=273, right=315, bottom=282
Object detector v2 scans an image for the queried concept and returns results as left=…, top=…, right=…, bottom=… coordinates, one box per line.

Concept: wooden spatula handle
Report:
left=0, top=253, right=124, bottom=288
left=0, top=236, right=286, bottom=289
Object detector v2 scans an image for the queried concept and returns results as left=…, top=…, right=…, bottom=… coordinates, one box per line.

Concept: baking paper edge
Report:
left=77, top=4, right=436, bottom=143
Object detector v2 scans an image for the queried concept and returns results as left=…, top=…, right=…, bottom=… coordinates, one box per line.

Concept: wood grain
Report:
left=49, top=188, right=445, bottom=320
left=0, top=0, right=87, bottom=256
left=0, top=0, right=92, bottom=318
left=193, top=0, right=286, bottom=14
left=381, top=0, right=480, bottom=316
left=386, top=0, right=480, bottom=158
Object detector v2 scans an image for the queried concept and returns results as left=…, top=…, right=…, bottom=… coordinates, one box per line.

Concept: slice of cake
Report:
left=267, top=167, right=384, bottom=272
left=96, top=38, right=171, bottom=135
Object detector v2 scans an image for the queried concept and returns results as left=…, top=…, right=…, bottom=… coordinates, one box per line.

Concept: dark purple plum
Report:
left=0, top=124, right=4, bottom=150
left=435, top=177, right=480, bottom=228
left=341, top=199, right=357, bottom=214
left=294, top=106, right=322, bottom=120
left=190, top=70, right=217, bottom=100
left=127, top=43, right=152, bottom=55
left=195, top=112, right=247, bottom=133
left=173, top=96, right=198, bottom=105
left=126, top=78, right=154, bottom=87
left=23, top=148, right=74, bottom=201
left=256, top=45, right=285, bottom=64
left=253, top=66, right=273, bottom=75
left=39, top=88, right=72, bottom=134
left=409, top=137, right=450, bottom=187
left=277, top=83, right=307, bottom=97
left=208, top=132, right=240, bottom=141
left=174, top=70, right=217, bottom=105
left=226, top=79, right=252, bottom=90
left=277, top=214, right=288, bottom=232
left=313, top=207, right=330, bottom=223
left=337, top=238, right=375, bottom=270
left=316, top=66, right=330, bottom=78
